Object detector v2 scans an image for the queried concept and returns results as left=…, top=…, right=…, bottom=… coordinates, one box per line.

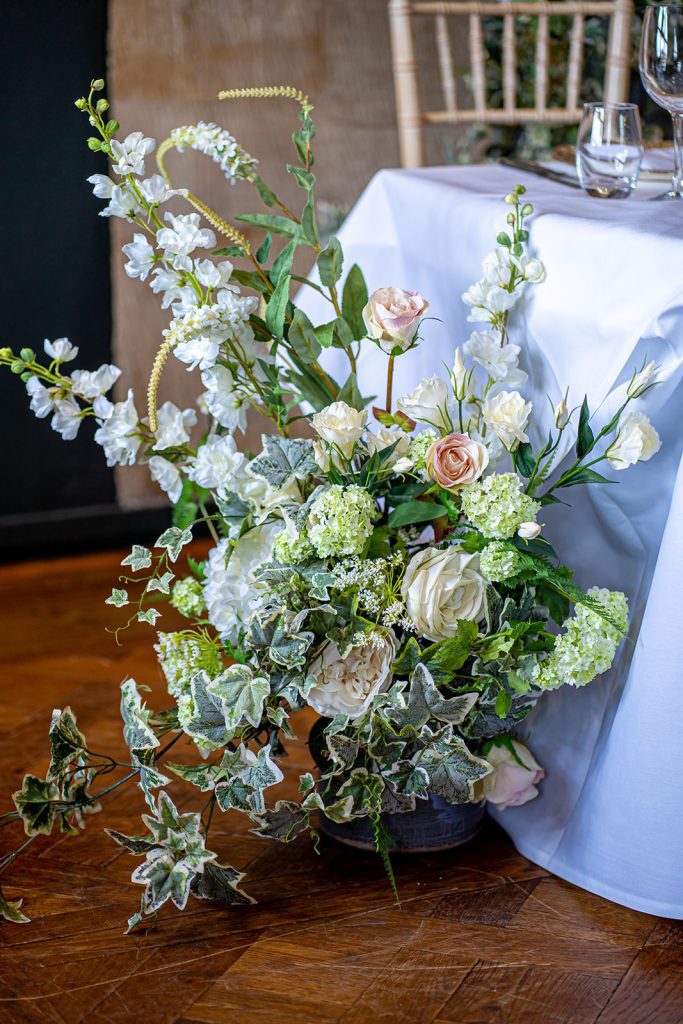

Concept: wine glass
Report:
left=640, top=4, right=683, bottom=199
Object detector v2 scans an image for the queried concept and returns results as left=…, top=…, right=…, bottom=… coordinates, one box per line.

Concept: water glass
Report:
left=576, top=103, right=644, bottom=198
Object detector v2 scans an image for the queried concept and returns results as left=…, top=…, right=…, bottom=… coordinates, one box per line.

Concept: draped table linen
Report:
left=297, top=164, right=683, bottom=918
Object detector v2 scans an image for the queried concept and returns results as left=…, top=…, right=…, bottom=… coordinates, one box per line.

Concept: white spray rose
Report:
left=607, top=411, right=661, bottom=470
left=482, top=389, right=532, bottom=450
left=396, top=376, right=450, bottom=431
left=362, top=287, right=428, bottom=354
left=308, top=631, right=397, bottom=719
left=311, top=401, right=368, bottom=459
left=401, top=547, right=485, bottom=641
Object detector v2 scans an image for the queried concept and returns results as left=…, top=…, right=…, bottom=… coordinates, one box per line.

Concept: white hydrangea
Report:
left=170, top=122, right=257, bottom=183
left=534, top=588, right=629, bottom=690
left=93, top=389, right=141, bottom=467
left=203, top=525, right=281, bottom=642
left=461, top=473, right=540, bottom=540
left=307, top=485, right=377, bottom=558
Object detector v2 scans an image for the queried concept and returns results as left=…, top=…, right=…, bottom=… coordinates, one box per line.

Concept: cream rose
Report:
left=364, top=424, right=411, bottom=462
left=307, top=631, right=397, bottom=719
left=396, top=376, right=450, bottom=431
left=362, top=287, right=428, bottom=354
left=607, top=411, right=661, bottom=470
left=311, top=401, right=368, bottom=459
left=477, top=739, right=545, bottom=810
left=401, top=547, right=485, bottom=641
left=426, top=432, right=489, bottom=493
left=482, top=389, right=532, bottom=451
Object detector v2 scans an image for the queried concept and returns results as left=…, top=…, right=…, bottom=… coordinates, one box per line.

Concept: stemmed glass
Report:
left=640, top=4, right=683, bottom=199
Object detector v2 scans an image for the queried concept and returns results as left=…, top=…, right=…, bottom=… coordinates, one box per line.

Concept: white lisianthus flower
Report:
left=396, top=376, right=450, bottom=431
left=94, top=389, right=141, bottom=466
left=312, top=440, right=331, bottom=473
left=200, top=365, right=248, bottom=433
left=362, top=287, right=429, bottom=353
left=152, top=401, right=197, bottom=450
left=518, top=521, right=542, bottom=540
left=364, top=424, right=411, bottom=461
left=122, top=233, right=156, bottom=281
left=482, top=389, right=532, bottom=450
left=50, top=397, right=82, bottom=440
left=401, top=547, right=485, bottom=641
left=554, top=396, right=569, bottom=428
left=156, top=212, right=216, bottom=272
left=311, top=401, right=368, bottom=459
left=476, top=739, right=545, bottom=809
left=464, top=331, right=527, bottom=387
left=607, top=411, right=662, bottom=470
left=110, top=131, right=156, bottom=176
left=148, top=455, right=183, bottom=503
left=25, top=377, right=56, bottom=418
left=204, top=525, right=280, bottom=642
left=70, top=364, right=121, bottom=400
left=44, top=337, right=78, bottom=363
left=307, top=630, right=397, bottom=719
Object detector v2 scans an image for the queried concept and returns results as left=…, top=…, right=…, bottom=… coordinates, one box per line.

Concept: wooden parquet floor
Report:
left=0, top=548, right=681, bottom=1024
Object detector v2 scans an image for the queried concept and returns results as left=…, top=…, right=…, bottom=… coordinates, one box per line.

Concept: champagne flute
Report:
left=640, top=4, right=683, bottom=199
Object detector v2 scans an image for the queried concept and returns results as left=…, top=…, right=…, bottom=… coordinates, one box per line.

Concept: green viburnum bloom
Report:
left=479, top=541, right=521, bottom=582
left=307, top=484, right=377, bottom=558
left=408, top=429, right=439, bottom=466
left=460, top=472, right=540, bottom=540
left=534, top=587, right=628, bottom=690
left=171, top=578, right=206, bottom=619
left=273, top=519, right=314, bottom=565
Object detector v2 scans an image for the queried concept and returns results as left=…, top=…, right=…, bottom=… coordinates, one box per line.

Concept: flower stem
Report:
left=386, top=356, right=395, bottom=413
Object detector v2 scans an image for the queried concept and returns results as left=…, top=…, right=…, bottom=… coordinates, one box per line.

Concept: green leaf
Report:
left=250, top=799, right=310, bottom=841
left=387, top=500, right=444, bottom=528
left=154, top=526, right=193, bottom=563
left=191, top=861, right=255, bottom=905
left=47, top=707, right=87, bottom=779
left=13, top=775, right=60, bottom=836
left=495, top=689, right=513, bottom=718
left=576, top=397, right=594, bottom=458
left=514, top=442, right=535, bottom=478
left=249, top=434, right=317, bottom=487
left=288, top=309, right=322, bottom=364
left=265, top=272, right=291, bottom=339
left=393, top=637, right=422, bottom=676
left=231, top=268, right=272, bottom=295
left=235, top=212, right=301, bottom=238
left=213, top=245, right=244, bottom=258
left=341, top=263, right=369, bottom=339
left=301, top=192, right=317, bottom=246
left=561, top=468, right=615, bottom=488
left=420, top=620, right=479, bottom=684
left=105, top=587, right=128, bottom=607
left=414, top=728, right=492, bottom=804
left=270, top=238, right=297, bottom=287
left=121, top=545, right=152, bottom=572
left=287, top=164, right=315, bottom=191
left=0, top=886, right=30, bottom=924
left=251, top=174, right=277, bottom=207
left=255, top=232, right=272, bottom=264
left=317, top=235, right=343, bottom=287
left=336, top=373, right=365, bottom=412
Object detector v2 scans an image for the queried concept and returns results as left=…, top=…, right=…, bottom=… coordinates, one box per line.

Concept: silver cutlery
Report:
left=499, top=157, right=581, bottom=189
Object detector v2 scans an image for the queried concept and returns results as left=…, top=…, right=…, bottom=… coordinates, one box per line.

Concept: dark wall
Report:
left=0, top=2, right=113, bottom=517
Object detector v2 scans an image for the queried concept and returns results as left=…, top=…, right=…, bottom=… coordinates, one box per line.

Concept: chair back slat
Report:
left=389, top=0, right=634, bottom=165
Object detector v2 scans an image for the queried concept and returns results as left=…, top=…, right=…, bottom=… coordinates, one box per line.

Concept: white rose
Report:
left=607, top=411, right=662, bottom=470
left=401, top=547, right=485, bottom=641
left=482, top=389, right=532, bottom=450
left=362, top=287, right=428, bottom=354
left=477, top=739, right=545, bottom=810
left=364, top=425, right=411, bottom=462
left=396, top=376, right=450, bottom=431
left=311, top=401, right=368, bottom=459
left=308, top=631, right=397, bottom=719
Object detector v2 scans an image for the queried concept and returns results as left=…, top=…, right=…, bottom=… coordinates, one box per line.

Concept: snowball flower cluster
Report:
left=170, top=578, right=206, bottom=619
left=307, top=485, right=376, bottom=558
left=480, top=542, right=521, bottom=583
left=534, top=588, right=629, bottom=690
left=273, top=518, right=314, bottom=564
left=408, top=429, right=439, bottom=466
left=170, top=122, right=257, bottom=184
left=461, top=473, right=540, bottom=540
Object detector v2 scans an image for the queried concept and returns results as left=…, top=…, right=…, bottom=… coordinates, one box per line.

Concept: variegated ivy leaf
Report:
left=142, top=790, right=202, bottom=845
left=414, top=726, right=492, bottom=804
left=191, top=861, right=255, bottom=905
left=250, top=799, right=311, bottom=841
left=268, top=614, right=314, bottom=669
left=47, top=706, right=87, bottom=780
left=383, top=760, right=430, bottom=799
left=13, top=774, right=60, bottom=836
left=308, top=571, right=336, bottom=602
left=132, top=751, right=171, bottom=810
left=214, top=744, right=284, bottom=814
left=298, top=772, right=316, bottom=794
left=323, top=767, right=376, bottom=823
left=216, top=664, right=271, bottom=731
left=249, top=434, right=317, bottom=488
left=165, top=761, right=217, bottom=792
left=381, top=785, right=417, bottom=814
left=146, top=571, right=175, bottom=595
left=120, top=679, right=159, bottom=755
left=325, top=733, right=360, bottom=770
left=0, top=885, right=30, bottom=924
left=387, top=664, right=479, bottom=733
left=215, top=490, right=251, bottom=538
left=131, top=843, right=215, bottom=915
left=105, top=588, right=129, bottom=607
left=106, top=829, right=159, bottom=855
left=121, top=545, right=152, bottom=572
left=137, top=608, right=161, bottom=626
left=154, top=526, right=193, bottom=562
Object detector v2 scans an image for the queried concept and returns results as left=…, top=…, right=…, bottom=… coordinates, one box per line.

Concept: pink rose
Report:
left=426, top=432, right=489, bottom=493
left=362, top=287, right=429, bottom=354
left=480, top=739, right=545, bottom=810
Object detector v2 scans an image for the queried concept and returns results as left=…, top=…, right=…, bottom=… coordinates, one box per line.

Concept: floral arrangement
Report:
left=0, top=79, right=662, bottom=930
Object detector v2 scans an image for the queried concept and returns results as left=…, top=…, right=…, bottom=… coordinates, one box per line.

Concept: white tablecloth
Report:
left=298, top=164, right=683, bottom=918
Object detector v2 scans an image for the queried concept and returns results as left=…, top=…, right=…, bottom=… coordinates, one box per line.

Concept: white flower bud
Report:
left=554, top=397, right=569, bottom=428
left=517, top=521, right=542, bottom=540
left=627, top=361, right=657, bottom=399
left=452, top=347, right=468, bottom=401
